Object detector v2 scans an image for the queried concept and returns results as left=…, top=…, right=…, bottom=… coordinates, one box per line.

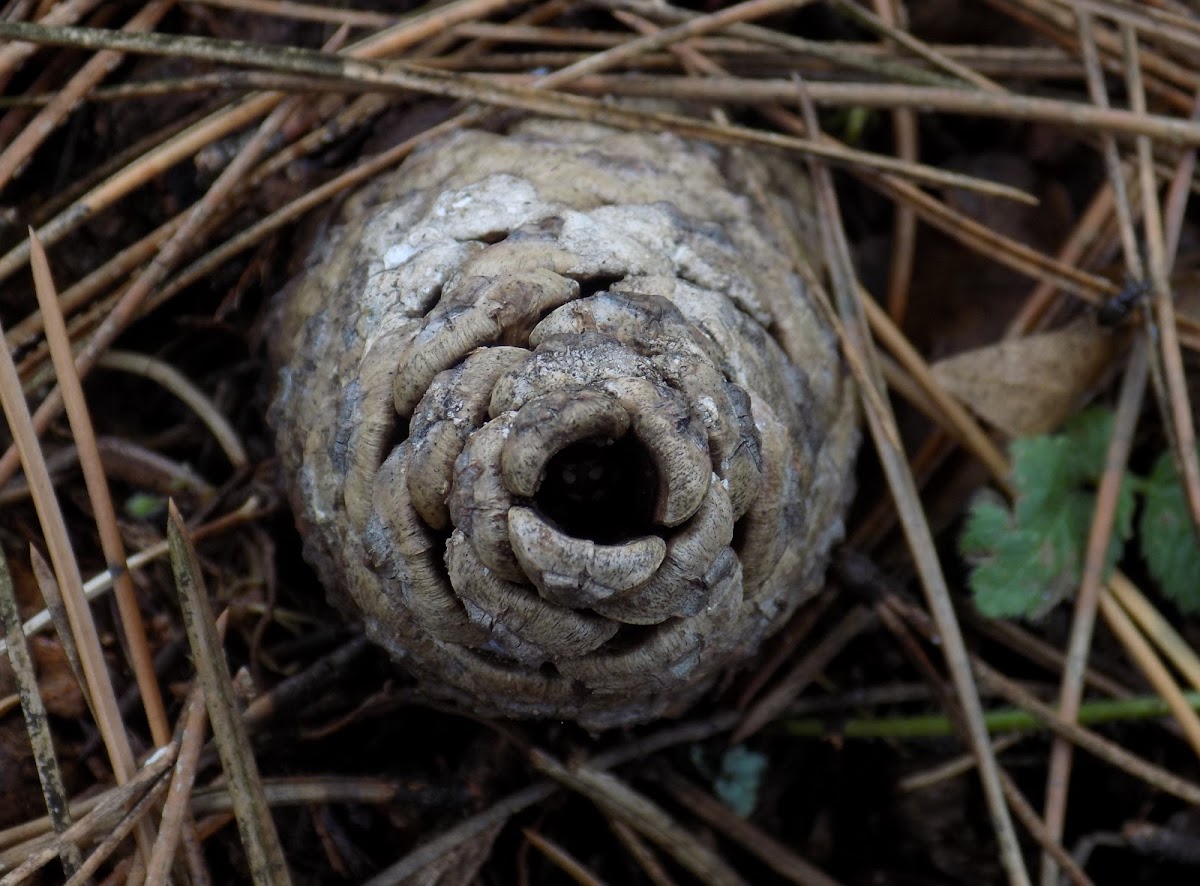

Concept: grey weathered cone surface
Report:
left=269, top=118, right=858, bottom=728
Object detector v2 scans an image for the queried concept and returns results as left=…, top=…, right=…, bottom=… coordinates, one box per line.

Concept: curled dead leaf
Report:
left=931, top=319, right=1120, bottom=438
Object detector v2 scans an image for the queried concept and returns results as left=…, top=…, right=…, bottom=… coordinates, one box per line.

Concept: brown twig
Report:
left=1109, top=574, right=1200, bottom=691
left=1039, top=18, right=1152, bottom=867
left=0, top=0, right=102, bottom=88
left=1097, top=587, right=1200, bottom=755
left=796, top=78, right=1031, bottom=886
left=1125, top=25, right=1200, bottom=538
left=0, top=22, right=1043, bottom=199
left=0, top=548, right=81, bottom=877
left=185, top=0, right=399, bottom=28
left=607, top=820, right=678, bottom=886
left=660, top=770, right=842, bottom=886
left=168, top=501, right=292, bottom=883
left=0, top=314, right=147, bottom=853
left=867, top=0, right=921, bottom=325
left=530, top=750, right=746, bottom=886
left=734, top=606, right=876, bottom=742
left=30, top=232, right=172, bottom=750
left=0, top=743, right=177, bottom=883
left=145, top=674, right=210, bottom=882
left=0, top=1, right=174, bottom=192
left=0, top=495, right=267, bottom=657
left=521, top=828, right=608, bottom=886
left=96, top=350, right=248, bottom=468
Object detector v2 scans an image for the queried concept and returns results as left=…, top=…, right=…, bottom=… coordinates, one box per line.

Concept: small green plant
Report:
left=960, top=407, right=1200, bottom=619
left=124, top=491, right=167, bottom=521
left=690, top=744, right=768, bottom=818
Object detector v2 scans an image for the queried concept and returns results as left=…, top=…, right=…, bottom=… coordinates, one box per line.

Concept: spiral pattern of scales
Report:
left=269, top=119, right=858, bottom=727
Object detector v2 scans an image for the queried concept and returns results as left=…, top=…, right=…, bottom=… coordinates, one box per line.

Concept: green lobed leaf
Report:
left=1139, top=450, right=1200, bottom=613
left=966, top=523, right=1059, bottom=618
left=1062, top=407, right=1121, bottom=479
left=962, top=407, right=1134, bottom=620
left=959, top=490, right=1011, bottom=558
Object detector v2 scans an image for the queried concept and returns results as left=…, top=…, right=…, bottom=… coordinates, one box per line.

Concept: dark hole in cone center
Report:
left=534, top=435, right=658, bottom=544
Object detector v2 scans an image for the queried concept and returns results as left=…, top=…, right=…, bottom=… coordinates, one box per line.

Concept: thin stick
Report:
left=0, top=315, right=141, bottom=797
left=734, top=607, right=876, bottom=742
left=864, top=169, right=1115, bottom=303
left=186, top=0, right=399, bottom=27
left=30, top=232, right=172, bottom=749
left=1109, top=573, right=1200, bottom=691
left=862, top=294, right=1014, bottom=490
left=145, top=683, right=209, bottom=883
left=0, top=743, right=177, bottom=885
left=0, top=549, right=81, bottom=876
left=1005, top=178, right=1123, bottom=337
left=868, top=0, right=921, bottom=325
left=545, top=0, right=820, bottom=84
left=830, top=0, right=1005, bottom=91
left=0, top=23, right=1042, bottom=200
left=604, top=0, right=1004, bottom=88
left=661, top=772, right=842, bottom=886
left=363, top=783, right=552, bottom=885
left=1097, top=588, right=1200, bottom=756
left=1126, top=25, right=1200, bottom=536
left=997, top=772, right=1094, bottom=886
left=530, top=750, right=746, bottom=886
left=168, top=501, right=292, bottom=884
left=97, top=350, right=248, bottom=467
left=608, top=820, right=677, bottom=886
left=508, top=74, right=1200, bottom=145
left=522, top=828, right=607, bottom=886
left=796, top=79, right=1029, bottom=886
left=0, top=496, right=265, bottom=656
left=62, top=765, right=174, bottom=886
left=1161, top=92, right=1200, bottom=263
left=0, top=1, right=174, bottom=191
left=1040, top=344, right=1147, bottom=886
left=900, top=735, right=1026, bottom=791
left=0, top=0, right=102, bottom=87
left=27, top=547, right=87, bottom=708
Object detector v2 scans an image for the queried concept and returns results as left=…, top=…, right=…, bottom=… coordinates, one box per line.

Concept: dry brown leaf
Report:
left=931, top=319, right=1119, bottom=437
left=30, top=636, right=86, bottom=719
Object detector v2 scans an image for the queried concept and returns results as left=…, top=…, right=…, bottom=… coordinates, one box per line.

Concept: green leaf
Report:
left=1140, top=450, right=1200, bottom=613
left=125, top=491, right=166, bottom=521
left=1063, top=407, right=1121, bottom=479
left=1010, top=407, right=1112, bottom=518
left=965, top=522, right=1058, bottom=618
left=961, top=407, right=1134, bottom=620
left=959, top=491, right=1011, bottom=558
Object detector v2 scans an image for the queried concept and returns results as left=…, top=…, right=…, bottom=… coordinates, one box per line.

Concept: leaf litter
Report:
left=2, top=2, right=1200, bottom=884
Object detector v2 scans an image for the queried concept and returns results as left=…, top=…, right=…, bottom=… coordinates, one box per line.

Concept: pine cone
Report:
left=269, top=119, right=857, bottom=728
